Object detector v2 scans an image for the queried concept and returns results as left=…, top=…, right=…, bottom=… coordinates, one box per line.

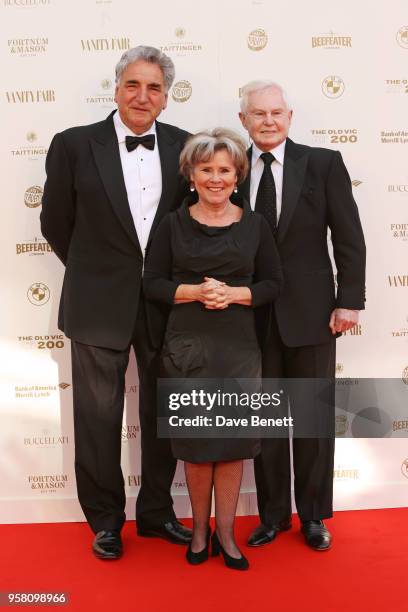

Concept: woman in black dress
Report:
left=144, top=128, right=282, bottom=569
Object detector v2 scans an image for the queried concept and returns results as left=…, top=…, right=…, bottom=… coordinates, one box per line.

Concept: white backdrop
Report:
left=1, top=0, right=407, bottom=524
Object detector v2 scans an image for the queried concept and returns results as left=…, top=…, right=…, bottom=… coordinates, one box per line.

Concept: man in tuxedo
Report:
left=41, top=46, right=192, bottom=559
left=238, top=81, right=366, bottom=550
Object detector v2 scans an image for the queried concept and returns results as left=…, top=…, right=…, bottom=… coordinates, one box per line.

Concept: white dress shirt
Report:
left=113, top=111, right=162, bottom=257
left=249, top=139, right=286, bottom=222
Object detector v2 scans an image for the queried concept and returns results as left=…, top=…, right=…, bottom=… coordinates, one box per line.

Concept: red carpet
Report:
left=1, top=509, right=407, bottom=612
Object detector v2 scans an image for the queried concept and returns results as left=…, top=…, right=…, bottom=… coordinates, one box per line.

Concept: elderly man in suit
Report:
left=41, top=46, right=192, bottom=559
left=238, top=81, right=366, bottom=550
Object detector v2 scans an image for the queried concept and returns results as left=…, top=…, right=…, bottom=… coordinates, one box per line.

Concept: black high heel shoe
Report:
left=186, top=528, right=211, bottom=565
left=211, top=532, right=249, bottom=570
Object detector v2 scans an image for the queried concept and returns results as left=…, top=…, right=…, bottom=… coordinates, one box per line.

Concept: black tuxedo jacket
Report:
left=41, top=111, right=190, bottom=350
left=239, top=138, right=366, bottom=347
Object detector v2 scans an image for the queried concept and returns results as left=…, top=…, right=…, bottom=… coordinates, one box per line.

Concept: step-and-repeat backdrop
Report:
left=1, top=0, right=407, bottom=523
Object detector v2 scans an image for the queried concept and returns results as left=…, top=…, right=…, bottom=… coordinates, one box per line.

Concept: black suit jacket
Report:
left=239, top=138, right=366, bottom=347
left=41, top=111, right=190, bottom=350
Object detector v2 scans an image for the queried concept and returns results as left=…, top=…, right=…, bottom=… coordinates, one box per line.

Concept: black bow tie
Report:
left=125, top=134, right=155, bottom=152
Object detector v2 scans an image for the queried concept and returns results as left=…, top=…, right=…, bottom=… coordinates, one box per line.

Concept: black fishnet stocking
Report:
left=213, top=459, right=243, bottom=558
left=184, top=462, right=214, bottom=552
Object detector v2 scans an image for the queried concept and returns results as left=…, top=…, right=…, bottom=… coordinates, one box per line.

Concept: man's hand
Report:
left=329, top=308, right=359, bottom=335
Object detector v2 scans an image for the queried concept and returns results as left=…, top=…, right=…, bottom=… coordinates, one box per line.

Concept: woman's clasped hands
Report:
left=200, top=276, right=230, bottom=309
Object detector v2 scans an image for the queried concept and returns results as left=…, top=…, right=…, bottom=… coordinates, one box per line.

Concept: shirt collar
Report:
left=113, top=109, right=157, bottom=144
left=252, top=139, right=286, bottom=168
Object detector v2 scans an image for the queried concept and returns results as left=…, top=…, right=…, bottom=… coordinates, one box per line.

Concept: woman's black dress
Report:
left=144, top=197, right=282, bottom=463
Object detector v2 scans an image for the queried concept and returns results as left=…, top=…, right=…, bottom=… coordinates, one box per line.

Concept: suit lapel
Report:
left=90, top=111, right=142, bottom=254
left=277, top=138, right=309, bottom=244
left=148, top=121, right=181, bottom=242
left=240, top=147, right=252, bottom=202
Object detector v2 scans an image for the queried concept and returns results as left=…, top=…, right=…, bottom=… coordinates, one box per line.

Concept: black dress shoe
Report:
left=137, top=520, right=192, bottom=544
left=211, top=532, right=249, bottom=571
left=301, top=520, right=332, bottom=551
left=92, top=530, right=123, bottom=560
left=186, top=528, right=211, bottom=565
left=247, top=520, right=292, bottom=547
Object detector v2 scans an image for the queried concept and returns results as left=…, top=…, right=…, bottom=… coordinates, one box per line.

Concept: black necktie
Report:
left=255, top=152, right=277, bottom=233
left=125, top=134, right=155, bottom=152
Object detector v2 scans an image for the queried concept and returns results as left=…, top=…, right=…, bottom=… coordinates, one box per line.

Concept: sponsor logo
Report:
left=27, top=282, right=50, bottom=305
left=28, top=474, right=68, bottom=493
left=173, top=481, right=187, bottom=489
left=127, top=474, right=141, bottom=487
left=334, top=466, right=360, bottom=480
left=387, top=275, right=408, bottom=287
left=85, top=78, right=115, bottom=106
left=6, top=89, right=55, bottom=103
left=125, top=384, right=138, bottom=394
left=393, top=420, right=408, bottom=432
left=335, top=363, right=344, bottom=375
left=335, top=415, right=348, bottom=436
left=16, top=237, right=52, bottom=256
left=392, top=329, right=408, bottom=338
left=385, top=79, right=408, bottom=94
left=388, top=184, right=408, bottom=192
left=391, top=315, right=408, bottom=337
left=312, top=32, right=352, bottom=49
left=4, top=0, right=51, bottom=6
left=159, top=27, right=203, bottom=55
left=24, top=186, right=43, bottom=208
left=15, top=384, right=69, bottom=399
left=247, top=28, right=268, bottom=51
left=380, top=130, right=408, bottom=144
left=24, top=432, right=69, bottom=446
left=352, top=180, right=363, bottom=187
left=403, top=367, right=408, bottom=385
left=171, top=80, right=192, bottom=103
left=343, top=324, right=362, bottom=336
left=322, top=75, right=345, bottom=98
left=8, top=37, right=48, bottom=57
left=11, top=132, right=48, bottom=159
left=336, top=378, right=359, bottom=386
left=18, top=334, right=65, bottom=349
left=401, top=459, right=408, bottom=478
left=311, top=128, right=357, bottom=145
left=121, top=425, right=139, bottom=441
left=390, top=223, right=408, bottom=241
left=396, top=26, right=408, bottom=49
left=80, top=37, right=130, bottom=52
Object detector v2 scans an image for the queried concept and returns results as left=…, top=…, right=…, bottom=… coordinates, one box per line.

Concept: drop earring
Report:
left=190, top=183, right=195, bottom=192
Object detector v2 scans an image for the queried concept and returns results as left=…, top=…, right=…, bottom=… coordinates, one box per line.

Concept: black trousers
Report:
left=71, top=299, right=177, bottom=533
left=255, top=312, right=336, bottom=526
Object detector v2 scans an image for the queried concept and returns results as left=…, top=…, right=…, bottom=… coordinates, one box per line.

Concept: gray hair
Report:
left=180, top=128, right=249, bottom=184
left=115, top=45, right=175, bottom=92
left=240, top=80, right=292, bottom=112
